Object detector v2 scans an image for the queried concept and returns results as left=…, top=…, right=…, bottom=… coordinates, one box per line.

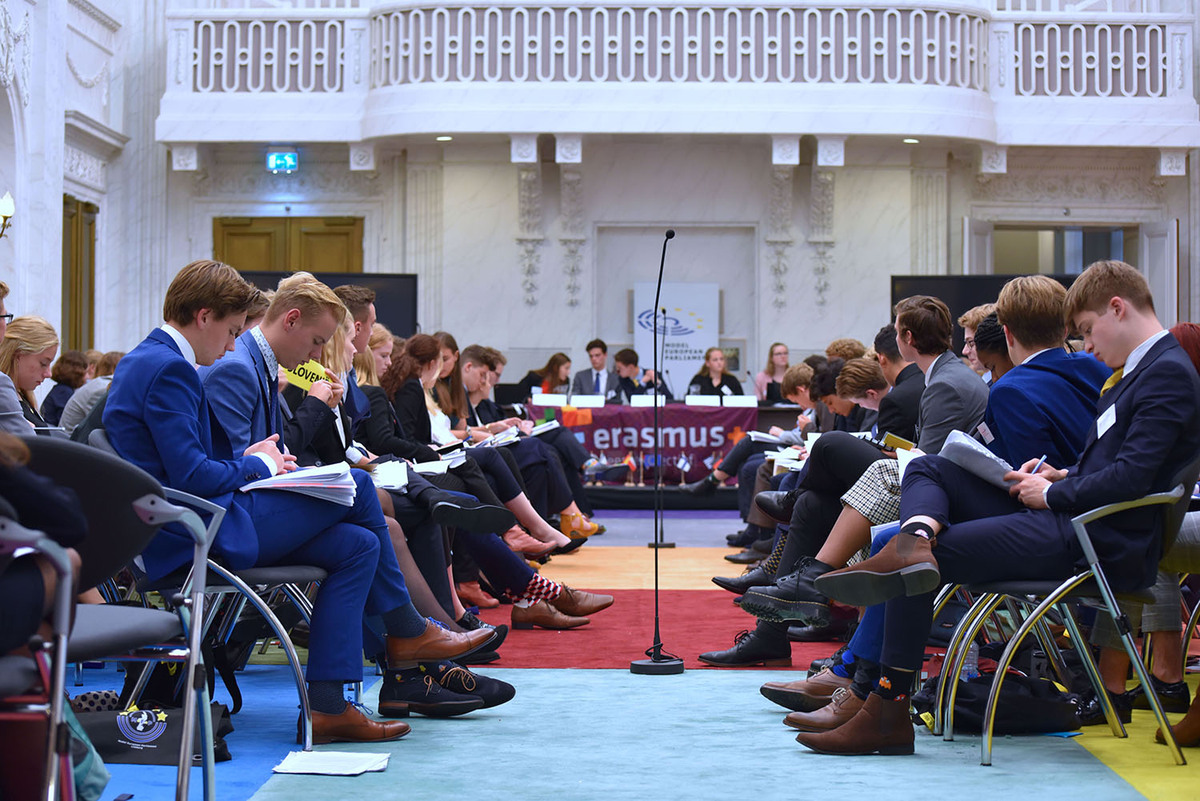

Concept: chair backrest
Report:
left=1162, top=452, right=1200, bottom=555
left=20, top=436, right=166, bottom=589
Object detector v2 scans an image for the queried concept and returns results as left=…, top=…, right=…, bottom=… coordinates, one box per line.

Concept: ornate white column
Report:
left=556, top=134, right=584, bottom=307
left=405, top=152, right=443, bottom=330
left=511, top=134, right=543, bottom=306
left=911, top=153, right=949, bottom=275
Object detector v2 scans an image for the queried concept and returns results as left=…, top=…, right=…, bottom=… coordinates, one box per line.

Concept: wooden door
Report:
left=213, top=216, right=362, bottom=273
left=62, top=195, right=97, bottom=350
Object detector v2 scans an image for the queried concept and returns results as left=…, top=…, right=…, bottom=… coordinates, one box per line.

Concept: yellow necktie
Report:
left=1100, top=367, right=1124, bottom=396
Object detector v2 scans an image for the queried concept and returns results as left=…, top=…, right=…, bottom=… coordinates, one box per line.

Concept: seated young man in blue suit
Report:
left=806, top=260, right=1200, bottom=756
left=104, top=260, right=494, bottom=744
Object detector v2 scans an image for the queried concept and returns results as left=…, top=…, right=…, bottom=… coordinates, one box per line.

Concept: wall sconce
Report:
left=0, top=192, right=13, bottom=239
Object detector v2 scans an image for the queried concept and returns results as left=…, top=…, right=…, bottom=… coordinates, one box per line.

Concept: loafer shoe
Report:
left=306, top=703, right=410, bottom=744
left=814, top=533, right=940, bottom=607
left=761, top=666, right=852, bottom=712
left=712, top=565, right=775, bottom=595
left=550, top=585, right=614, bottom=617
left=1077, top=687, right=1134, bottom=726
left=1128, top=676, right=1191, bottom=713
left=755, top=490, right=800, bottom=523
left=697, top=629, right=791, bottom=668
left=422, top=661, right=516, bottom=709
left=431, top=497, right=516, bottom=534
left=378, top=670, right=484, bottom=718
left=738, top=558, right=833, bottom=625
left=784, top=686, right=864, bottom=731
left=512, top=600, right=589, bottom=630
left=385, top=621, right=496, bottom=667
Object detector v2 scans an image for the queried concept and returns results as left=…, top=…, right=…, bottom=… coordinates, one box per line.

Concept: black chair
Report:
left=89, top=429, right=323, bottom=750
left=935, top=454, right=1200, bottom=766
left=21, top=436, right=218, bottom=801
left=0, top=499, right=75, bottom=801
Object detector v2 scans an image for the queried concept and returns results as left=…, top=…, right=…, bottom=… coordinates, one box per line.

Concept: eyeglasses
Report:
left=963, top=338, right=975, bottom=348
left=0, top=313, right=12, bottom=323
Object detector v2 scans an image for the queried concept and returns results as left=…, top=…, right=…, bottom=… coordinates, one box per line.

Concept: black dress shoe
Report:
left=787, top=617, right=854, bottom=643
left=724, top=548, right=764, bottom=565
left=755, top=490, right=800, bottom=523
left=422, top=661, right=516, bottom=709
left=1128, top=676, right=1191, bottom=713
left=697, top=629, right=791, bottom=667
left=726, top=526, right=762, bottom=549
left=430, top=496, right=517, bottom=534
left=378, top=670, right=485, bottom=717
left=456, top=612, right=509, bottom=652
left=712, top=565, right=775, bottom=594
left=681, top=475, right=718, bottom=496
left=738, top=558, right=833, bottom=625
left=750, top=536, right=774, bottom=555
left=1076, top=687, right=1134, bottom=726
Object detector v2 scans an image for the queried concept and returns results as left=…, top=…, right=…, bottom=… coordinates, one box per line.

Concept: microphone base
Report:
left=647, top=540, right=676, bottom=549
left=630, top=657, right=686, bottom=675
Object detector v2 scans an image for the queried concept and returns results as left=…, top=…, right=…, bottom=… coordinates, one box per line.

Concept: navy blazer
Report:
left=1046, top=334, right=1200, bottom=590
left=103, top=328, right=271, bottom=578
left=983, top=348, right=1110, bottom=470
left=199, top=331, right=281, bottom=454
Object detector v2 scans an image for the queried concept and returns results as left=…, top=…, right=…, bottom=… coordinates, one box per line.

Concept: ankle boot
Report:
left=794, top=692, right=915, bottom=755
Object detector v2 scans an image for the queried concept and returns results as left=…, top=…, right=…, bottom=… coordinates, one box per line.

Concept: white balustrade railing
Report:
left=1010, top=19, right=1170, bottom=97
left=369, top=5, right=988, bottom=88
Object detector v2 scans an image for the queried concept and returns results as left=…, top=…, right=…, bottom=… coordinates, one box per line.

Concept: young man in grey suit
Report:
left=569, top=338, right=619, bottom=399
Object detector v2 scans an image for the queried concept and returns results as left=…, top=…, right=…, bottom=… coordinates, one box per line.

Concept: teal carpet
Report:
left=249, top=668, right=1143, bottom=801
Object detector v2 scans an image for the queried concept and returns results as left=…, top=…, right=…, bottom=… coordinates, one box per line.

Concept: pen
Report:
left=1031, top=454, right=1048, bottom=475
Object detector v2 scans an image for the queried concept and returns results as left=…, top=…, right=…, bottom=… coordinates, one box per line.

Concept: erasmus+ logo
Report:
left=637, top=309, right=699, bottom=336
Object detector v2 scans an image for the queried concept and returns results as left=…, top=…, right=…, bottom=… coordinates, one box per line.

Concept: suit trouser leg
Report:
left=737, top=453, right=768, bottom=520
left=462, top=448, right=521, bottom=503
left=244, top=471, right=411, bottom=682
left=454, top=529, right=535, bottom=598
left=775, top=490, right=844, bottom=573
left=799, top=432, right=887, bottom=497
left=880, top=456, right=1077, bottom=671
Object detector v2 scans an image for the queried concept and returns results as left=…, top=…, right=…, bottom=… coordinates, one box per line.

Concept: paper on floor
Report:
left=272, top=751, right=389, bottom=776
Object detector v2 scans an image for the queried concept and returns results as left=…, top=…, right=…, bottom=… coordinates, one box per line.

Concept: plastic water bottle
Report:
left=960, top=642, right=980, bottom=681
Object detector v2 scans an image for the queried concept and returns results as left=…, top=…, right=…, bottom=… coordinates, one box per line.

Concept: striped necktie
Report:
left=1100, top=367, right=1124, bottom=396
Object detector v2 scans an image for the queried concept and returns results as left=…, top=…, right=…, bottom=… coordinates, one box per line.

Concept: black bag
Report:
left=911, top=673, right=1081, bottom=734
left=77, top=702, right=234, bottom=765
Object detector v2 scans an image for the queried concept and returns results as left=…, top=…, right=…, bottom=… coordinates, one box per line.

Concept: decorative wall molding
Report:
left=816, top=136, right=846, bottom=168
left=406, top=161, right=444, bottom=329
left=559, top=165, right=585, bottom=307
left=64, top=145, right=105, bottom=193
left=771, top=136, right=800, bottom=167
left=766, top=165, right=794, bottom=309
left=808, top=166, right=836, bottom=305
left=350, top=142, right=376, bottom=172
left=1159, top=148, right=1186, bottom=177
left=193, top=159, right=383, bottom=197
left=66, top=51, right=110, bottom=107
left=0, top=0, right=31, bottom=106
left=555, top=134, right=582, bottom=165
left=510, top=134, right=537, bottom=164
left=517, top=164, right=544, bottom=306
left=979, top=145, right=1007, bottom=174
left=171, top=143, right=199, bottom=172
left=68, top=0, right=121, bottom=34
left=911, top=168, right=948, bottom=275
left=973, top=152, right=1164, bottom=206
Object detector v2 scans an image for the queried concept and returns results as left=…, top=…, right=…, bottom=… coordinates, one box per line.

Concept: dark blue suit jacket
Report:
left=103, top=328, right=271, bottom=579
left=198, top=331, right=281, bottom=455
left=1045, top=334, right=1200, bottom=590
left=984, top=348, right=1111, bottom=469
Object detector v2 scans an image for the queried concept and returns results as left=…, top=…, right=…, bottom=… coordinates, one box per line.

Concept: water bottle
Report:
left=960, top=642, right=980, bottom=681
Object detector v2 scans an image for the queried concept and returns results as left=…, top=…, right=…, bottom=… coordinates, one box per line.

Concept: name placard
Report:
left=285, top=359, right=328, bottom=391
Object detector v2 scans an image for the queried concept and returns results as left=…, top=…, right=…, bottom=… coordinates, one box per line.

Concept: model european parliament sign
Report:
left=633, top=282, right=718, bottom=399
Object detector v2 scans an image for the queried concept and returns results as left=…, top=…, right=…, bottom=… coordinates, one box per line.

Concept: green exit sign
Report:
left=266, top=150, right=298, bottom=173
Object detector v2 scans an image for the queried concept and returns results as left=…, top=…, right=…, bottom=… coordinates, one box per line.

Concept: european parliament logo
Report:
left=636, top=308, right=700, bottom=336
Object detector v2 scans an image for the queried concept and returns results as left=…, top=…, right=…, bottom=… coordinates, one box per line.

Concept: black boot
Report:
left=712, top=564, right=775, bottom=594
left=682, top=474, right=719, bottom=496
left=698, top=624, right=790, bottom=667
left=738, top=557, right=834, bottom=625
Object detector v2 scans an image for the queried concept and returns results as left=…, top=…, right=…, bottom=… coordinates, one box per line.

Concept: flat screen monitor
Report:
left=238, top=271, right=419, bottom=337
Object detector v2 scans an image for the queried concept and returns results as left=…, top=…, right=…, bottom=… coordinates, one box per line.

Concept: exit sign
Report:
left=266, top=150, right=298, bottom=173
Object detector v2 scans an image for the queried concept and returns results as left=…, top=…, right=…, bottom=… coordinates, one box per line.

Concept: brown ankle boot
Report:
left=794, top=692, right=915, bottom=755
left=814, top=533, right=939, bottom=607
left=784, top=687, right=864, bottom=731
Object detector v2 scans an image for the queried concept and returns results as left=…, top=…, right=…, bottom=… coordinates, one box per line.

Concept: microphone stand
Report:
left=631, top=229, right=685, bottom=676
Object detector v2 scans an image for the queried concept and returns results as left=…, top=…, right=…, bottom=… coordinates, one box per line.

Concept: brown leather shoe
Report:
left=305, top=703, right=411, bottom=744
left=814, top=533, right=940, bottom=607
left=456, top=580, right=499, bottom=609
left=385, top=622, right=495, bottom=668
left=512, top=600, right=589, bottom=630
left=761, top=666, right=852, bottom=712
left=1156, top=695, right=1200, bottom=747
left=794, top=692, right=914, bottom=755
left=784, top=687, right=864, bottom=731
left=550, top=585, right=614, bottom=617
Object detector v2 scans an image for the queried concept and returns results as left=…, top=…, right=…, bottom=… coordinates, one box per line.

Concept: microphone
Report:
left=662, top=369, right=676, bottom=399
left=665, top=229, right=676, bottom=240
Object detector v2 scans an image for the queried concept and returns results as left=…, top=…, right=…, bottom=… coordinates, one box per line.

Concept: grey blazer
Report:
left=916, top=351, right=989, bottom=454
left=0, top=372, right=31, bottom=435
left=570, top=367, right=620, bottom=399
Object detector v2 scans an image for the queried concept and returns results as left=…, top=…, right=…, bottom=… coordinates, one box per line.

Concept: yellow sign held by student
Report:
left=285, top=359, right=329, bottom=391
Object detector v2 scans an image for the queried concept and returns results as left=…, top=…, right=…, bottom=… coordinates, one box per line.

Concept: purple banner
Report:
left=529, top=403, right=758, bottom=483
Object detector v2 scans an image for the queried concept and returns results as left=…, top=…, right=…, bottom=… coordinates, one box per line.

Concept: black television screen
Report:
left=890, top=274, right=1076, bottom=353
left=238, top=271, right=419, bottom=337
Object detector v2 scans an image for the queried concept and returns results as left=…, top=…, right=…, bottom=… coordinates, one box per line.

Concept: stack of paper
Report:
left=273, top=751, right=389, bottom=776
left=370, top=460, right=409, bottom=490
left=747, top=431, right=784, bottom=444
left=240, top=463, right=357, bottom=506
left=530, top=419, right=561, bottom=436
left=938, top=430, right=1014, bottom=489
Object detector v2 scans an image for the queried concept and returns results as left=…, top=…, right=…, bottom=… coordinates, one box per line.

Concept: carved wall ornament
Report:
left=64, top=145, right=105, bottom=192
left=66, top=52, right=110, bottom=107
left=980, top=145, right=1007, bottom=174
left=350, top=142, right=377, bottom=172
left=172, top=143, right=199, bottom=172
left=560, top=237, right=586, bottom=307
left=807, top=167, right=836, bottom=306
left=816, top=137, right=846, bottom=168
left=511, top=134, right=538, bottom=164
left=194, top=159, right=383, bottom=196
left=1159, top=149, right=1186, bottom=177
left=766, top=165, right=794, bottom=308
left=558, top=165, right=586, bottom=307
left=973, top=157, right=1165, bottom=206
left=555, top=134, right=582, bottom=164
left=0, top=0, right=31, bottom=106
left=517, top=164, right=545, bottom=305
left=771, top=136, right=799, bottom=167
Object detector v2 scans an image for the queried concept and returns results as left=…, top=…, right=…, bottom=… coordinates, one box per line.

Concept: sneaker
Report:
left=378, top=670, right=484, bottom=718
left=422, top=661, right=516, bottom=709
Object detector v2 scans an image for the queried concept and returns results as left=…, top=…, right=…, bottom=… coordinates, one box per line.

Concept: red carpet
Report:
left=474, top=589, right=844, bottom=670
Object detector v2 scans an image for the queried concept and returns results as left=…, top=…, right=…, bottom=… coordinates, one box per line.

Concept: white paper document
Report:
left=937, top=430, right=1015, bottom=490
left=370, top=460, right=410, bottom=489
left=240, top=463, right=357, bottom=506
left=272, top=750, right=389, bottom=776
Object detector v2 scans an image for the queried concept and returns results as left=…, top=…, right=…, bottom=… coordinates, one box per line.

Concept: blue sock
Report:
left=830, top=647, right=857, bottom=678
left=382, top=603, right=428, bottom=638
